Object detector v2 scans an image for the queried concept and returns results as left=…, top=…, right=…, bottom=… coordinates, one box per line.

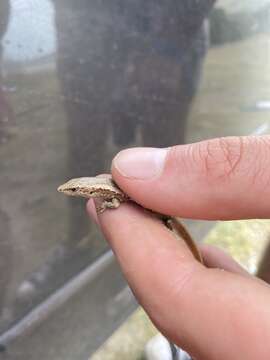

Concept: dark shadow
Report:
left=257, top=237, right=270, bottom=284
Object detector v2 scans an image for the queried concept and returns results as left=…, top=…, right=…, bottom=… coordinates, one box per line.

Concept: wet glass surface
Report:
left=0, top=0, right=270, bottom=355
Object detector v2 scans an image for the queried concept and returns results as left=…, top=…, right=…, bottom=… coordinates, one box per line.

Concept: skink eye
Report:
left=71, top=188, right=77, bottom=192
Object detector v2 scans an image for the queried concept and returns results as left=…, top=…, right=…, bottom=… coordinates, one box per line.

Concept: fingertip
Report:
left=200, top=244, right=248, bottom=275
left=112, top=147, right=168, bottom=180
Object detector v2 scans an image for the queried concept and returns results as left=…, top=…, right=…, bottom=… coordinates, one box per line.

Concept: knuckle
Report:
left=195, top=136, right=244, bottom=183
left=169, top=135, right=270, bottom=191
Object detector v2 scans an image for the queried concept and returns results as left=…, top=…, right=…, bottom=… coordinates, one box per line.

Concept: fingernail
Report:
left=113, top=147, right=168, bottom=179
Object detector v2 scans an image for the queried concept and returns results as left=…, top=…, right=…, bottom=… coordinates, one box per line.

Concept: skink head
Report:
left=57, top=178, right=98, bottom=198
left=57, top=176, right=128, bottom=200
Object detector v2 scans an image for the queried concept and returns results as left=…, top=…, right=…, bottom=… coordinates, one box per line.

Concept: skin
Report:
left=87, top=135, right=270, bottom=360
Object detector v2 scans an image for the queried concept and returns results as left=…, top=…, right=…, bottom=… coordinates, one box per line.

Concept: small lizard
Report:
left=58, top=176, right=203, bottom=263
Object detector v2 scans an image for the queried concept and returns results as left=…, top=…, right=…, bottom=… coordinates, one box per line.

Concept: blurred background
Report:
left=1, top=0, right=270, bottom=359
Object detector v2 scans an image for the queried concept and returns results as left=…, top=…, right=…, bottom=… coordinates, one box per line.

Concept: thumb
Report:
left=111, top=136, right=270, bottom=220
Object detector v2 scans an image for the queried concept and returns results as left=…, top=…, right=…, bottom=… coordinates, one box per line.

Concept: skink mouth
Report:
left=57, top=184, right=79, bottom=196
left=57, top=184, right=68, bottom=193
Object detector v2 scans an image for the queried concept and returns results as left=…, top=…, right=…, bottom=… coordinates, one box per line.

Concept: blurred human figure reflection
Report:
left=14, top=0, right=215, bottom=311
left=14, top=0, right=216, bottom=316
left=53, top=0, right=215, bottom=242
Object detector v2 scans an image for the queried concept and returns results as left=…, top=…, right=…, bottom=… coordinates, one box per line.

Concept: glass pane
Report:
left=0, top=0, right=270, bottom=357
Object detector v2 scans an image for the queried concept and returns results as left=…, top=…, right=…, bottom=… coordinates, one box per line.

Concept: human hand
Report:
left=87, top=136, right=270, bottom=360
